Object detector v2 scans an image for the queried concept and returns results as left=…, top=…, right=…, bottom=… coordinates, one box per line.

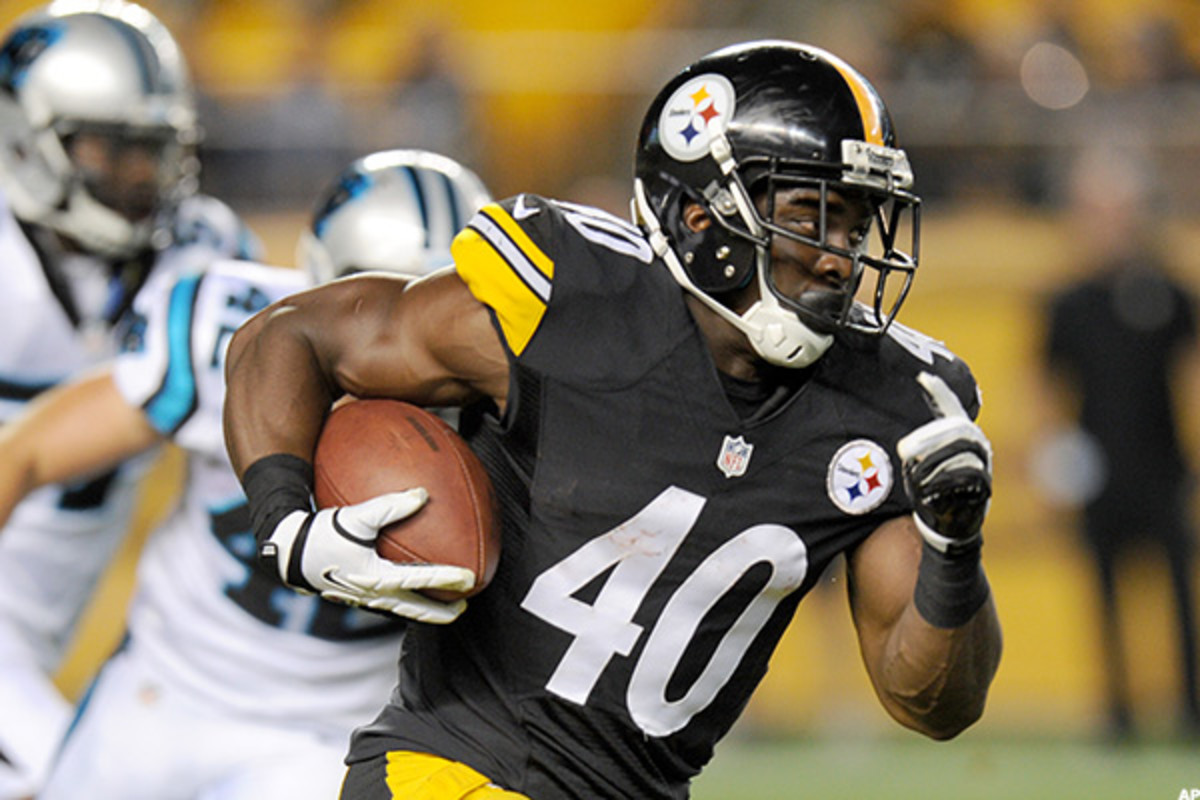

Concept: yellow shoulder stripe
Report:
left=452, top=203, right=555, bottom=357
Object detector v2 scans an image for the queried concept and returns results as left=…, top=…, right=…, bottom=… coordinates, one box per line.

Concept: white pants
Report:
left=0, top=646, right=70, bottom=799
left=0, top=479, right=141, bottom=800
left=41, top=645, right=350, bottom=800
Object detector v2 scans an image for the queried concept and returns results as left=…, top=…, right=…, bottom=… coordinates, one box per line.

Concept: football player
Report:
left=0, top=148, right=491, bottom=799
left=224, top=42, right=1003, bottom=799
left=0, top=3, right=257, bottom=797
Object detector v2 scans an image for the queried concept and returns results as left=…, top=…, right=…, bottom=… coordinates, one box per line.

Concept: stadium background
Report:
left=6, top=0, right=1200, bottom=796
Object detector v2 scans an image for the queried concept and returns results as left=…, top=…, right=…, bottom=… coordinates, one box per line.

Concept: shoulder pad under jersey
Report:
left=452, top=195, right=677, bottom=379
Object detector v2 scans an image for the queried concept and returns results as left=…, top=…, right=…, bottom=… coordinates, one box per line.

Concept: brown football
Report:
left=312, top=398, right=500, bottom=602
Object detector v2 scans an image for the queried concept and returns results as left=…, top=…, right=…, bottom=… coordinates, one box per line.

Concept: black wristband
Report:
left=913, top=539, right=990, bottom=629
left=240, top=453, right=314, bottom=546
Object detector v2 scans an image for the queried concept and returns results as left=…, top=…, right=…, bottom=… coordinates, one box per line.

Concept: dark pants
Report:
left=1083, top=484, right=1200, bottom=736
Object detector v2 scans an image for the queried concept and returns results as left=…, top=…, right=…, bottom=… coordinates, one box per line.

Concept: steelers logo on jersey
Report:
left=659, top=73, right=736, bottom=162
left=826, top=439, right=893, bottom=515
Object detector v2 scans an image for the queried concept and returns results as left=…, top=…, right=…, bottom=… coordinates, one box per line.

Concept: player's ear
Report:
left=682, top=202, right=712, bottom=234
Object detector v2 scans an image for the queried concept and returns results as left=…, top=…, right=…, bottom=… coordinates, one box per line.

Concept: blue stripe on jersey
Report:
left=143, top=273, right=202, bottom=434
left=470, top=212, right=552, bottom=302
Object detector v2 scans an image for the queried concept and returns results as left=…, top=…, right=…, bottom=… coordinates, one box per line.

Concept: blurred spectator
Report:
left=886, top=1, right=980, bottom=104
left=362, top=24, right=473, bottom=166
left=1129, top=16, right=1195, bottom=84
left=881, top=0, right=982, bottom=203
left=1038, top=146, right=1200, bottom=741
left=196, top=11, right=354, bottom=211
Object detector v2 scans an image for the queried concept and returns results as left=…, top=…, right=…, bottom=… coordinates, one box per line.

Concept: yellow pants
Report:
left=376, top=751, right=530, bottom=799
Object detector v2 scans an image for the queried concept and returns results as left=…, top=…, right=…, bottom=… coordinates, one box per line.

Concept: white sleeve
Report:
left=111, top=267, right=204, bottom=436
left=113, top=261, right=308, bottom=458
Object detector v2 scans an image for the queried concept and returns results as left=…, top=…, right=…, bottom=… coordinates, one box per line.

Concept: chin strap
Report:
left=633, top=178, right=832, bottom=368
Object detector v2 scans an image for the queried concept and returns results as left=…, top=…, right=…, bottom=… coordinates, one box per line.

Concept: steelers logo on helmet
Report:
left=826, top=439, right=893, bottom=515
left=659, top=73, right=736, bottom=162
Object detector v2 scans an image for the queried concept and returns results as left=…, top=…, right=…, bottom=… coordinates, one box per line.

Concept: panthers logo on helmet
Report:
left=658, top=73, right=735, bottom=162
left=0, top=24, right=59, bottom=92
left=826, top=439, right=893, bottom=514
left=312, top=168, right=371, bottom=238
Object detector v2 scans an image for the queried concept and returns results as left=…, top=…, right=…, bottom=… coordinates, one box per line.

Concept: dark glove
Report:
left=897, top=372, right=992, bottom=553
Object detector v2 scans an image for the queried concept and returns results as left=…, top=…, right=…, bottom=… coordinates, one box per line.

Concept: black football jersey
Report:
left=346, top=195, right=981, bottom=799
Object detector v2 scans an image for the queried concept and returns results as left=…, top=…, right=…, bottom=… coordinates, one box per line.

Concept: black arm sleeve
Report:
left=240, top=453, right=314, bottom=545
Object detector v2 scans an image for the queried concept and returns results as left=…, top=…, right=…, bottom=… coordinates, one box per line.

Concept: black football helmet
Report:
left=633, top=40, right=919, bottom=367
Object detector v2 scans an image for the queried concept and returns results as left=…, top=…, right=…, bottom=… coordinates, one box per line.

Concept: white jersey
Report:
left=0, top=193, right=256, bottom=800
left=111, top=260, right=404, bottom=734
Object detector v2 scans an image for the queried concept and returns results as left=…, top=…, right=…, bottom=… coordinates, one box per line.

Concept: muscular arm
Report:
left=223, top=271, right=509, bottom=478
left=0, top=369, right=163, bottom=530
left=847, top=515, right=1002, bottom=739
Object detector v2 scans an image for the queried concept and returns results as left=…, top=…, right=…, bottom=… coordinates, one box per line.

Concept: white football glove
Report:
left=260, top=489, right=476, bottom=624
left=896, top=372, right=993, bottom=553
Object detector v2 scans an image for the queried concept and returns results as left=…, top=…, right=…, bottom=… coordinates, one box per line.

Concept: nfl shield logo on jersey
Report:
left=716, top=434, right=754, bottom=478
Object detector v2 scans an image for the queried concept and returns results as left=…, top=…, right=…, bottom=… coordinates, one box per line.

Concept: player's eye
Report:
left=776, top=210, right=819, bottom=238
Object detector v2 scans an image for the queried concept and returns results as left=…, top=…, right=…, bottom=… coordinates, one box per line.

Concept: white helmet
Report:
left=0, top=0, right=199, bottom=258
left=298, top=149, right=492, bottom=284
